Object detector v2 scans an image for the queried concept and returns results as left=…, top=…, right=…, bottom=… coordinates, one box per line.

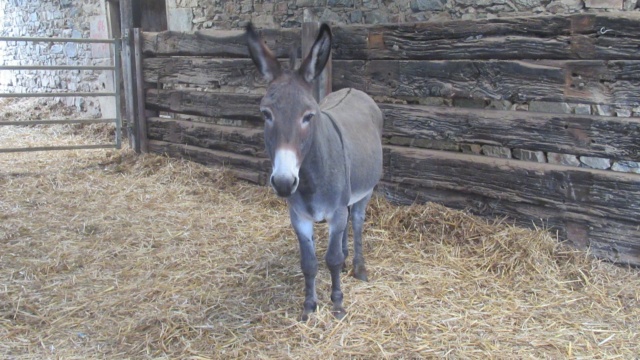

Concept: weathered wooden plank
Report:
left=378, top=179, right=640, bottom=266
left=333, top=60, right=640, bottom=106
left=145, top=89, right=263, bottom=121
left=147, top=117, right=266, bottom=157
left=145, top=57, right=640, bottom=106
left=331, top=13, right=640, bottom=60
left=147, top=140, right=270, bottom=185
left=381, top=146, right=640, bottom=265
left=139, top=14, right=640, bottom=60
left=143, top=57, right=271, bottom=89
left=561, top=60, right=640, bottom=106
left=570, top=13, right=640, bottom=37
left=384, top=146, right=640, bottom=226
left=142, top=28, right=300, bottom=58
left=381, top=104, right=640, bottom=162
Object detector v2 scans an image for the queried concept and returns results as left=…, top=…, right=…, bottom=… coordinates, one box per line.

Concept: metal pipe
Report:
left=0, top=65, right=116, bottom=71
left=0, top=92, right=117, bottom=97
left=0, top=144, right=118, bottom=153
left=0, top=119, right=116, bottom=126
left=114, top=38, right=123, bottom=150
left=0, top=36, right=116, bottom=44
left=0, top=35, right=123, bottom=152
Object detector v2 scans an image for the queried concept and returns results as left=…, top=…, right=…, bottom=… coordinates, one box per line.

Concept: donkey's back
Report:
left=320, top=88, right=384, bottom=205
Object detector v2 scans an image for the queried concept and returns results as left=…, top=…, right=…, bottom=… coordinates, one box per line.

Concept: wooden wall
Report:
left=139, top=13, right=640, bottom=266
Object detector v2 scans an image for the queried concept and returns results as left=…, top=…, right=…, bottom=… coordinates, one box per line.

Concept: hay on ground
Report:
left=0, top=99, right=639, bottom=359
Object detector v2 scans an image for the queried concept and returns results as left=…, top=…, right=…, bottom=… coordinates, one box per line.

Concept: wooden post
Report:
left=133, top=28, right=148, bottom=153
left=119, top=0, right=141, bottom=152
left=302, top=11, right=332, bottom=102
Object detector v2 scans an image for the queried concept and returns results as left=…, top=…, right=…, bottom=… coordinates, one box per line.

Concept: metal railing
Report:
left=0, top=36, right=122, bottom=152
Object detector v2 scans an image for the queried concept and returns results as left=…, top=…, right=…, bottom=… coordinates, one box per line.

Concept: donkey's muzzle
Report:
left=270, top=174, right=299, bottom=197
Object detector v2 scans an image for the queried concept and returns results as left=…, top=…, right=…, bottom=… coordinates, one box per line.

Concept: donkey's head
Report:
left=246, top=23, right=332, bottom=197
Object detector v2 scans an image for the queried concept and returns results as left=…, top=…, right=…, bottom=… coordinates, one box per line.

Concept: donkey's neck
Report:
left=296, top=111, right=348, bottom=197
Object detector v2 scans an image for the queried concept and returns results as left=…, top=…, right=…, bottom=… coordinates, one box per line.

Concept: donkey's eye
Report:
left=262, top=110, right=273, bottom=122
left=302, top=113, right=315, bottom=124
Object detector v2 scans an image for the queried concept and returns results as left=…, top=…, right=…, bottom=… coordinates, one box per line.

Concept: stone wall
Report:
left=0, top=0, right=116, bottom=118
left=168, top=0, right=639, bottom=31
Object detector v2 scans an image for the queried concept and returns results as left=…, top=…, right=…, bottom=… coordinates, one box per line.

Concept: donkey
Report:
left=246, top=23, right=383, bottom=320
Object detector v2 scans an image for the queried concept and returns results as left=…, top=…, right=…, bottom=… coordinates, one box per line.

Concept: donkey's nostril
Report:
left=270, top=174, right=298, bottom=197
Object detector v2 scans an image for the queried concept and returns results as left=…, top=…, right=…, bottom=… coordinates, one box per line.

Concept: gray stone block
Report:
left=328, top=0, right=354, bottom=6
left=612, top=161, right=640, bottom=174
left=486, top=100, right=512, bottom=111
left=580, top=156, right=611, bottom=169
left=453, top=98, right=486, bottom=109
left=513, top=149, right=546, bottom=162
left=513, top=0, right=542, bottom=9
left=461, top=143, right=483, bottom=155
left=584, top=0, right=623, bottom=8
left=364, top=10, right=389, bottom=24
left=167, top=8, right=194, bottom=32
left=595, top=104, right=614, bottom=116
left=349, top=10, right=363, bottom=23
left=411, top=0, right=446, bottom=11
left=529, top=101, right=571, bottom=114
left=413, top=139, right=459, bottom=151
left=548, top=152, right=580, bottom=167
left=482, top=145, right=512, bottom=158
left=615, top=108, right=632, bottom=117
left=573, top=104, right=591, bottom=115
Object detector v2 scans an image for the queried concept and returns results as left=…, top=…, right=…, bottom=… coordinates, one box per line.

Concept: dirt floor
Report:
left=1, top=99, right=639, bottom=359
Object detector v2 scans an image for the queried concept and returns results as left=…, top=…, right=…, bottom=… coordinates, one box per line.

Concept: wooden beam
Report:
left=142, top=57, right=277, bottom=89
left=382, top=146, right=640, bottom=265
left=141, top=28, right=300, bottom=58
left=147, top=140, right=270, bottom=185
left=330, top=13, right=640, bottom=60
left=144, top=57, right=640, bottom=107
left=333, top=60, right=640, bottom=106
left=147, top=117, right=266, bottom=157
left=145, top=89, right=263, bottom=121
left=133, top=28, right=148, bottom=153
left=381, top=103, right=640, bottom=162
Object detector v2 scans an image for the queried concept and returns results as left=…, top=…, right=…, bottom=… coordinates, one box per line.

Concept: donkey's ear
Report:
left=298, top=23, right=332, bottom=83
left=246, top=23, right=282, bottom=82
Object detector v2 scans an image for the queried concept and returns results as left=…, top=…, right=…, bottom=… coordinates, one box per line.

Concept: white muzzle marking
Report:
left=270, top=148, right=300, bottom=197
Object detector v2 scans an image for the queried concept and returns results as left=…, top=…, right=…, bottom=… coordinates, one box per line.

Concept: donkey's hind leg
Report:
left=351, top=191, right=373, bottom=281
left=340, top=206, right=351, bottom=273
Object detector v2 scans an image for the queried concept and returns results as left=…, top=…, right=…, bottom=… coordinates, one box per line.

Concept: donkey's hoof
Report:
left=300, top=300, right=317, bottom=321
left=332, top=306, right=347, bottom=320
left=353, top=265, right=368, bottom=282
left=299, top=311, right=312, bottom=322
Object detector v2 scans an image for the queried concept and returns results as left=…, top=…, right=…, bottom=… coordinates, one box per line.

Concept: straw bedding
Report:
left=1, top=99, right=639, bottom=359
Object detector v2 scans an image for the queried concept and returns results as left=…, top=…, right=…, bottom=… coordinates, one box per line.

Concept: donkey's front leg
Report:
left=326, top=206, right=349, bottom=319
left=290, top=208, right=317, bottom=321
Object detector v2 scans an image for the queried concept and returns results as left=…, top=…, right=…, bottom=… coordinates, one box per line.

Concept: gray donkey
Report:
left=246, top=23, right=383, bottom=320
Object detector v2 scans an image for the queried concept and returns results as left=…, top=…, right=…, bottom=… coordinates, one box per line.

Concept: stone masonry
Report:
left=167, top=0, right=639, bottom=31
left=0, top=0, right=115, bottom=118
